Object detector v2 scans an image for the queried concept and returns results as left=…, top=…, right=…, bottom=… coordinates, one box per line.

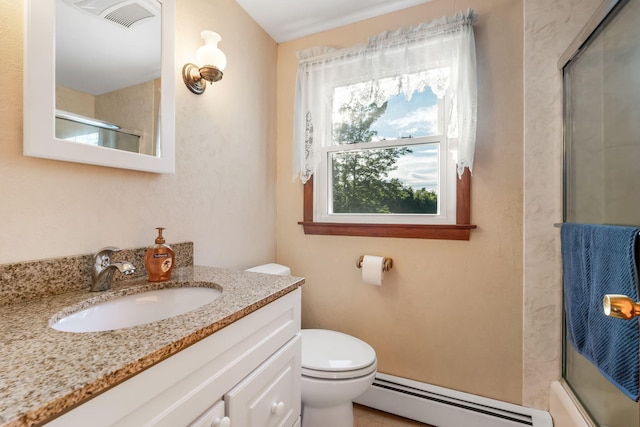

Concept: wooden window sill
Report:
left=298, top=221, right=476, bottom=240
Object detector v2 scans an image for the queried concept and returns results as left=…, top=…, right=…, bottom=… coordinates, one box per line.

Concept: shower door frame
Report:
left=560, top=0, right=640, bottom=425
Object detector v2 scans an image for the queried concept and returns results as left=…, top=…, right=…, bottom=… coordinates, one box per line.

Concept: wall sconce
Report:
left=182, top=30, right=227, bottom=95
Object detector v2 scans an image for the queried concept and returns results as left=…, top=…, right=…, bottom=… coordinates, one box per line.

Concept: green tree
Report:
left=331, top=94, right=437, bottom=214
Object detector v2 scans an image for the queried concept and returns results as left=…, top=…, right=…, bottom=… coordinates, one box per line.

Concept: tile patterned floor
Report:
left=353, top=404, right=434, bottom=427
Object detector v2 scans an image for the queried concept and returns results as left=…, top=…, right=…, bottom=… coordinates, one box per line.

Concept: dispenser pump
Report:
left=155, top=227, right=166, bottom=244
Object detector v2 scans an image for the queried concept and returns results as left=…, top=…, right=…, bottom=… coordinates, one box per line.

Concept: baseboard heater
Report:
left=354, top=373, right=553, bottom=427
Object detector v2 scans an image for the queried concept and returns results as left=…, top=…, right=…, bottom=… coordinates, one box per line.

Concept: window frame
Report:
left=316, top=82, right=456, bottom=226
left=298, top=75, right=475, bottom=240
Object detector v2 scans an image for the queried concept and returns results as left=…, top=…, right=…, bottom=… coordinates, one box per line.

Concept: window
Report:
left=315, top=77, right=457, bottom=226
left=293, top=10, right=477, bottom=239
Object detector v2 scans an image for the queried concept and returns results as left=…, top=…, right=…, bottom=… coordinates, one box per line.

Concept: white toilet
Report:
left=300, top=329, right=377, bottom=427
left=246, top=264, right=378, bottom=427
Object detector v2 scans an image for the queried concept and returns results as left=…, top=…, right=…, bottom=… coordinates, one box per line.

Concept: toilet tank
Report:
left=245, top=263, right=291, bottom=275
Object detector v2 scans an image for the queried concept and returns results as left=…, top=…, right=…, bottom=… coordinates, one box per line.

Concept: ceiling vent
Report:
left=64, top=0, right=160, bottom=28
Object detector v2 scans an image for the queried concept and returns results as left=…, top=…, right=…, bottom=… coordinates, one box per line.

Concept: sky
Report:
left=370, top=89, right=440, bottom=192
left=370, top=88, right=439, bottom=139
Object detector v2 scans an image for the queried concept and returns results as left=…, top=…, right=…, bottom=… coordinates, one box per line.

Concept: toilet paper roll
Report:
left=361, top=255, right=385, bottom=286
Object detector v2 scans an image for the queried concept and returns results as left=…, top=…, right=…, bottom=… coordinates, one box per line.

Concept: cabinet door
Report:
left=225, top=334, right=301, bottom=427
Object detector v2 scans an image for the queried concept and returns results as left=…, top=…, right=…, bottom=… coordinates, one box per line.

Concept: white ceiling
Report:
left=234, top=0, right=433, bottom=43
left=56, top=0, right=161, bottom=96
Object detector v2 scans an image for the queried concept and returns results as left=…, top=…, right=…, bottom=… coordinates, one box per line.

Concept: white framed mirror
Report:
left=24, top=0, right=175, bottom=174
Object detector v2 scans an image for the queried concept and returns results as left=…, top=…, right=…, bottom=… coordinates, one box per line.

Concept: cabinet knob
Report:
left=212, top=416, right=231, bottom=427
left=271, top=401, right=285, bottom=417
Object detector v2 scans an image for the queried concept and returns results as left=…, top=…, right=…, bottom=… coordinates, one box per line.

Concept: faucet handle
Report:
left=92, top=247, right=121, bottom=281
left=94, top=246, right=121, bottom=256
left=94, top=246, right=121, bottom=263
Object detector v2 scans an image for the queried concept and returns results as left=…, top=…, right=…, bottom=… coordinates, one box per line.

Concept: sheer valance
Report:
left=292, top=9, right=477, bottom=183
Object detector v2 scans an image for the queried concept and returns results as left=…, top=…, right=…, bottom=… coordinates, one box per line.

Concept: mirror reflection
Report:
left=55, top=0, right=161, bottom=156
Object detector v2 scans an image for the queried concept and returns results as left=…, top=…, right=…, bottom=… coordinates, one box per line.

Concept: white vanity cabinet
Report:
left=45, top=288, right=301, bottom=427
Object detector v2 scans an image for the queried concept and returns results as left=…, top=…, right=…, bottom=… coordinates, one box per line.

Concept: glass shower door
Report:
left=562, top=0, right=640, bottom=425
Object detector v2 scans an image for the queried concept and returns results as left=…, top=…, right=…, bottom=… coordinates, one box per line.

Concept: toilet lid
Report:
left=301, top=329, right=376, bottom=374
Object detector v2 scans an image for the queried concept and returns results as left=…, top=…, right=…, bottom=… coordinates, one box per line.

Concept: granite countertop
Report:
left=0, top=266, right=304, bottom=427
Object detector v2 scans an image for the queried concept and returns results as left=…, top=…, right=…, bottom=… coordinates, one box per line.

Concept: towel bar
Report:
left=554, top=222, right=640, bottom=235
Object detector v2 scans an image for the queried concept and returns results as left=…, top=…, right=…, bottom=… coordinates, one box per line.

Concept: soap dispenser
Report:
left=145, top=227, right=175, bottom=282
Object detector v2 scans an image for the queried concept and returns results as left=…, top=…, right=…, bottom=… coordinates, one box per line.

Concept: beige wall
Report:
left=0, top=0, right=277, bottom=269
left=276, top=0, right=524, bottom=404
left=56, top=85, right=95, bottom=117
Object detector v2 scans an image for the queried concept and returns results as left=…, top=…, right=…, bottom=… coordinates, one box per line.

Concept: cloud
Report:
left=388, top=144, right=440, bottom=192
left=386, top=105, right=439, bottom=137
left=373, top=104, right=439, bottom=140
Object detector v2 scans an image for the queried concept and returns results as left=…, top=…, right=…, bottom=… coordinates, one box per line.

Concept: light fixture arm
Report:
left=182, top=64, right=223, bottom=95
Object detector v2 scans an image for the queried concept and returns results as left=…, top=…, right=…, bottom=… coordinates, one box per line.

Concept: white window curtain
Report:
left=292, top=9, right=477, bottom=183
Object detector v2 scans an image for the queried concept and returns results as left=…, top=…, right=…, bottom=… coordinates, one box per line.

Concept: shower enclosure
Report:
left=561, top=0, right=640, bottom=425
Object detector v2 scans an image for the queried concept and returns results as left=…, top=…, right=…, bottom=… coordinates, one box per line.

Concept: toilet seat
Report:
left=301, top=329, right=377, bottom=380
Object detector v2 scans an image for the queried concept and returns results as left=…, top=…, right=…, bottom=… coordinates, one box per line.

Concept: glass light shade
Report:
left=195, top=30, right=227, bottom=71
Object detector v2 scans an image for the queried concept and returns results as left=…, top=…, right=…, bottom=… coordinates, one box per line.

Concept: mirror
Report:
left=24, top=0, right=175, bottom=173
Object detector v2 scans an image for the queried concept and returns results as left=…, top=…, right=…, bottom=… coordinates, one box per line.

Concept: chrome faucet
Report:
left=91, top=247, right=136, bottom=292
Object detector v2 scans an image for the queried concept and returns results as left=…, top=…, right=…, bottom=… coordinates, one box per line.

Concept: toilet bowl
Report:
left=300, top=329, right=377, bottom=427
left=246, top=264, right=378, bottom=427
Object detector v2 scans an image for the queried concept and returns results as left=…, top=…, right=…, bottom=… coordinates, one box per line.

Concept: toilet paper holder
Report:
left=356, top=255, right=393, bottom=272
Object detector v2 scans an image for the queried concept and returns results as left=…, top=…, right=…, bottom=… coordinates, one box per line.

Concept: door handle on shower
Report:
left=603, top=294, right=640, bottom=320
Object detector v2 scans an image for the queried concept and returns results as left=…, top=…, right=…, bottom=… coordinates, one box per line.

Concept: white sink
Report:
left=50, top=286, right=222, bottom=333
